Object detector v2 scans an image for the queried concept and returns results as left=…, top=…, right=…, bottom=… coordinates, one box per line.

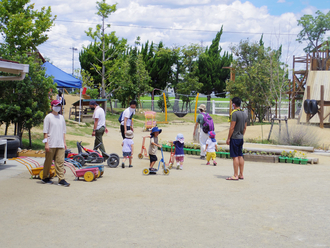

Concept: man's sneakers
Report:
left=129, top=165, right=133, bottom=168
left=41, top=178, right=53, bottom=184
left=200, top=156, right=205, bottom=160
left=58, top=180, right=70, bottom=187
left=122, top=162, right=125, bottom=168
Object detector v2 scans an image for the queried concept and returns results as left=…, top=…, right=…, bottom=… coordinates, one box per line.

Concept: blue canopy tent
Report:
left=42, top=62, right=83, bottom=122
left=42, top=61, right=82, bottom=88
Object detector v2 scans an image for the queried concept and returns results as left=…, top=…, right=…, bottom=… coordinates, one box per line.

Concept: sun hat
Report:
left=208, top=131, right=216, bottom=138
left=125, top=130, right=134, bottom=139
left=51, top=100, right=61, bottom=106
left=176, top=133, right=184, bottom=143
left=150, top=126, right=162, bottom=134
left=198, top=104, right=206, bottom=111
left=89, top=100, right=98, bottom=106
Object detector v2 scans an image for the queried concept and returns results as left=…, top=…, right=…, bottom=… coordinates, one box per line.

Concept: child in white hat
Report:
left=121, top=130, right=134, bottom=168
left=172, top=133, right=185, bottom=170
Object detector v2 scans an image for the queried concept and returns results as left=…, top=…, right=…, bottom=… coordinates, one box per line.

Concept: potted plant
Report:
left=286, top=151, right=295, bottom=163
left=279, top=151, right=287, bottom=163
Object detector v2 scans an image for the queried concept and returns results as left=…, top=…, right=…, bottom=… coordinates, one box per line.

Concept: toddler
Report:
left=170, top=133, right=185, bottom=170
left=205, top=131, right=218, bottom=166
left=121, top=130, right=134, bottom=168
left=148, top=127, right=162, bottom=171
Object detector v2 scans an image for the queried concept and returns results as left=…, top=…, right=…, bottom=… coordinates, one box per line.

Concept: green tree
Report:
left=0, top=0, right=56, bottom=55
left=198, top=26, right=232, bottom=111
left=0, top=55, right=56, bottom=146
left=226, top=38, right=274, bottom=123
left=297, top=10, right=330, bottom=54
left=84, top=0, right=128, bottom=98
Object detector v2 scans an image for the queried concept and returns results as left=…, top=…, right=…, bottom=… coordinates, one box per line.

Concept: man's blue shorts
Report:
left=230, top=139, right=244, bottom=158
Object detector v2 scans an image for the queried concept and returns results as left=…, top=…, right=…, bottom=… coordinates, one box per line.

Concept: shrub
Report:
left=273, top=124, right=320, bottom=148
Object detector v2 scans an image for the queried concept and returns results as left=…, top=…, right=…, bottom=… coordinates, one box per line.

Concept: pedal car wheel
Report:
left=89, top=152, right=99, bottom=162
left=138, top=153, right=143, bottom=159
left=142, top=168, right=150, bottom=175
left=84, top=171, right=94, bottom=182
left=39, top=170, right=44, bottom=179
left=163, top=168, right=170, bottom=175
left=107, top=153, right=120, bottom=168
left=73, top=155, right=85, bottom=166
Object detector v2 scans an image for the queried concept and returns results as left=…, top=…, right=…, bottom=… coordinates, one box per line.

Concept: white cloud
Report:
left=277, top=0, right=286, bottom=3
left=31, top=0, right=326, bottom=73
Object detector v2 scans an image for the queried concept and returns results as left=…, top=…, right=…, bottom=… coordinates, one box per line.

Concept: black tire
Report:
left=88, top=152, right=99, bottom=162
left=73, top=154, right=85, bottom=166
left=303, top=99, right=311, bottom=114
left=0, top=136, right=20, bottom=158
left=107, top=153, right=120, bottom=168
left=309, top=100, right=318, bottom=115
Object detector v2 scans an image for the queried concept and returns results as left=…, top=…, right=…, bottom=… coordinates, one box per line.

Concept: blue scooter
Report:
left=142, top=147, right=170, bottom=175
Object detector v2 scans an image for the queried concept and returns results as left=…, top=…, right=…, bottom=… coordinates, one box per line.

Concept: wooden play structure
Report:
left=296, top=42, right=330, bottom=127
left=69, top=99, right=107, bottom=122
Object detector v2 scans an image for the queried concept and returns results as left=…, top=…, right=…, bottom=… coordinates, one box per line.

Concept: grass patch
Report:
left=66, top=140, right=89, bottom=149
left=21, top=132, right=44, bottom=149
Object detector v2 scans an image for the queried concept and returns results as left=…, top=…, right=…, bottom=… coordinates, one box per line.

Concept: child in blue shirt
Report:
left=170, top=133, right=185, bottom=170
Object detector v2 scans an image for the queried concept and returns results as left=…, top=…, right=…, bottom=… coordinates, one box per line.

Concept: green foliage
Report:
left=198, top=26, right=232, bottom=106
left=297, top=10, right=330, bottom=53
left=0, top=54, right=56, bottom=135
left=0, top=0, right=56, bottom=55
left=86, top=88, right=99, bottom=99
left=227, top=37, right=288, bottom=122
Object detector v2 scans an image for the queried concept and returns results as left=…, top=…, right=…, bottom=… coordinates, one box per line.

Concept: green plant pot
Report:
left=293, top=158, right=301, bottom=164
left=279, top=156, right=286, bottom=163
left=216, top=152, right=221, bottom=158
left=194, top=149, right=199, bottom=155
left=188, top=149, right=193, bottom=155
left=301, top=159, right=308, bottom=165
left=286, top=158, right=293, bottom=163
left=225, top=152, right=230, bottom=159
left=220, top=153, right=226, bottom=158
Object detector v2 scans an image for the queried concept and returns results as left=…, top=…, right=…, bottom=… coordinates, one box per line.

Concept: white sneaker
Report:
left=179, top=166, right=183, bottom=170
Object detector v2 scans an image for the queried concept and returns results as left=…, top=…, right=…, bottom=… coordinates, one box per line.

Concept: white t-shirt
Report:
left=93, top=106, right=106, bottom=130
left=120, top=107, right=135, bottom=126
left=206, top=138, right=217, bottom=153
left=122, top=138, right=134, bottom=152
left=43, top=113, right=66, bottom=148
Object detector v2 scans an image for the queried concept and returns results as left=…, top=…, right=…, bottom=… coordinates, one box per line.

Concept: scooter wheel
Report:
left=84, top=171, right=94, bottom=182
left=163, top=168, right=170, bottom=175
left=39, top=170, right=44, bottom=180
left=107, top=153, right=120, bottom=168
left=142, top=168, right=150, bottom=175
left=138, top=153, right=143, bottom=159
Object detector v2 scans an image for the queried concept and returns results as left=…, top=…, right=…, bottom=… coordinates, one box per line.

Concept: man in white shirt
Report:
left=120, top=100, right=137, bottom=139
left=89, top=100, right=108, bottom=158
left=42, top=100, right=70, bottom=187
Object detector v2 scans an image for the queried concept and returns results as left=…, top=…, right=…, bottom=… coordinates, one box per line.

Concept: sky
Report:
left=33, top=0, right=330, bottom=74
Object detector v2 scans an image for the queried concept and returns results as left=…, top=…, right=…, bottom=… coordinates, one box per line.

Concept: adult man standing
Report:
left=226, top=97, right=248, bottom=181
left=120, top=100, right=137, bottom=139
left=193, top=104, right=209, bottom=159
left=41, top=100, right=70, bottom=187
left=89, top=100, right=108, bottom=158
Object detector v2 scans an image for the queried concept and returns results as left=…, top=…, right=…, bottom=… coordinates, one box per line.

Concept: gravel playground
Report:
left=0, top=123, right=330, bottom=247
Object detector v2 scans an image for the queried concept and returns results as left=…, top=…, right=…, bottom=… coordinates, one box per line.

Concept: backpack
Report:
left=118, top=109, right=134, bottom=123
left=202, top=113, right=214, bottom=133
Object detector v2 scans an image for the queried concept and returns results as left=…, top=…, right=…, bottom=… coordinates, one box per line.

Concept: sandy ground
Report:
left=1, top=95, right=330, bottom=247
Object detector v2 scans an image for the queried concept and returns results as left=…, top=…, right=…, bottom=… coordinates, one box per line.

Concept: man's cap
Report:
left=89, top=100, right=98, bottom=106
left=51, top=100, right=61, bottom=106
left=198, top=104, right=206, bottom=111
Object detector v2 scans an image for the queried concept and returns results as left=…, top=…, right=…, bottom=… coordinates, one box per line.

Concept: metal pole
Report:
left=79, top=88, right=82, bottom=124
left=70, top=47, right=77, bottom=75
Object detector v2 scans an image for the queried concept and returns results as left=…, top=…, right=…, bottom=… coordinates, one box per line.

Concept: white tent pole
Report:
left=79, top=88, right=82, bottom=123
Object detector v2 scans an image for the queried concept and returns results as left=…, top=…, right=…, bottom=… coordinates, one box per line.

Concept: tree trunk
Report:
left=5, top=122, right=8, bottom=135
left=29, top=129, right=32, bottom=148
left=14, top=123, right=17, bottom=136
left=206, top=95, right=211, bottom=113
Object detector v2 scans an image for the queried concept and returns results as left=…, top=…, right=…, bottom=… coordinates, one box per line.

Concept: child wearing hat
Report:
left=121, top=130, right=134, bottom=168
left=205, top=131, right=218, bottom=166
left=169, top=133, right=185, bottom=170
left=148, top=127, right=162, bottom=171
